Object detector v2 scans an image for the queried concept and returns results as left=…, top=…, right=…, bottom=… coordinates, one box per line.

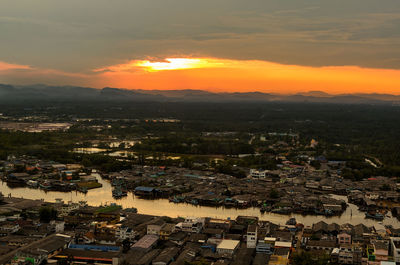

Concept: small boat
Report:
left=39, top=181, right=52, bottom=190
left=365, top=212, right=384, bottom=221
left=112, top=186, right=127, bottom=198
left=286, top=218, right=297, bottom=226
left=124, top=208, right=138, bottom=213
left=27, top=180, right=39, bottom=188
left=272, top=207, right=291, bottom=214
left=78, top=187, right=88, bottom=193
left=260, top=205, right=271, bottom=213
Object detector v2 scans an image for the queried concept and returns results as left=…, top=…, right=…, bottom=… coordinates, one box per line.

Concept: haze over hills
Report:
left=1, top=84, right=400, bottom=105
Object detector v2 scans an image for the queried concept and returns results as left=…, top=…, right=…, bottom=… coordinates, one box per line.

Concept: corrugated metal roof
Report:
left=135, top=186, right=155, bottom=192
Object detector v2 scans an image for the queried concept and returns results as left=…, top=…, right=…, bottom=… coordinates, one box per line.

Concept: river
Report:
left=1, top=173, right=399, bottom=228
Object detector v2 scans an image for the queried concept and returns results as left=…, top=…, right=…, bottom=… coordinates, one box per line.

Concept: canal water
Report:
left=1, top=174, right=399, bottom=228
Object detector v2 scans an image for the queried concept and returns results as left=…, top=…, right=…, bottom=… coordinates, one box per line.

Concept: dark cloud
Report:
left=0, top=0, right=399, bottom=73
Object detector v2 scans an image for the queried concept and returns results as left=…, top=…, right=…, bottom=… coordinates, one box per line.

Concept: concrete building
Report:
left=49, top=220, right=65, bottom=233
left=338, top=232, right=351, bottom=245
left=116, top=225, right=136, bottom=241
left=390, top=237, right=400, bottom=263
left=250, top=169, right=268, bottom=178
left=159, top=223, right=176, bottom=240
left=247, top=224, right=257, bottom=248
left=147, top=220, right=166, bottom=236
left=338, top=245, right=353, bottom=264
left=216, top=239, right=240, bottom=255
left=177, top=217, right=204, bottom=233
left=373, top=240, right=389, bottom=262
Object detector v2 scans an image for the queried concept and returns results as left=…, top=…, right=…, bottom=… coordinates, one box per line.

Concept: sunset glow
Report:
left=94, top=58, right=225, bottom=73
left=2, top=57, right=400, bottom=95
left=136, top=58, right=224, bottom=72
left=0, top=61, right=31, bottom=71
left=93, top=57, right=400, bottom=95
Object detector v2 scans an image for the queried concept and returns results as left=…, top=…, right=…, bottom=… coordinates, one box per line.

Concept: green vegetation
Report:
left=39, top=206, right=57, bottom=223
left=292, top=251, right=330, bottom=265
left=269, top=188, right=280, bottom=199
left=96, top=204, right=122, bottom=213
left=1, top=102, right=400, bottom=177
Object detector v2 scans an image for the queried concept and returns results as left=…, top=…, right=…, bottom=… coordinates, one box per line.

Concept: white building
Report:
left=247, top=224, right=257, bottom=248
left=390, top=237, right=400, bottom=263
left=338, top=245, right=353, bottom=264
left=216, top=239, right=240, bottom=254
left=116, top=226, right=136, bottom=241
left=250, top=169, right=268, bottom=178
left=58, top=201, right=80, bottom=217
left=50, top=220, right=65, bottom=233
left=147, top=220, right=166, bottom=235
left=176, top=217, right=205, bottom=233
left=0, top=223, right=20, bottom=234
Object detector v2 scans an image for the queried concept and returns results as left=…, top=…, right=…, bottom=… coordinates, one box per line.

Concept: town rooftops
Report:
left=274, top=247, right=290, bottom=257
left=27, top=233, right=71, bottom=253
left=152, top=247, right=180, bottom=264
left=307, top=240, right=337, bottom=248
left=161, top=223, right=176, bottom=232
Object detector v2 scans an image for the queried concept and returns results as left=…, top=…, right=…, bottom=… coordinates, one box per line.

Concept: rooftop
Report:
left=132, top=235, right=158, bottom=249
left=217, top=239, right=240, bottom=250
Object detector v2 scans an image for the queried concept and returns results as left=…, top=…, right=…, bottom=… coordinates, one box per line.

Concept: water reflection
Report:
left=1, top=174, right=399, bottom=228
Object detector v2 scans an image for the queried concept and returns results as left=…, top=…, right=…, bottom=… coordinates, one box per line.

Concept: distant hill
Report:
left=0, top=84, right=399, bottom=104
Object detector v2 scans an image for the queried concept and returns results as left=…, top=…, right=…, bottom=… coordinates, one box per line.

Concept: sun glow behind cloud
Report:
left=136, top=58, right=224, bottom=72
left=94, top=58, right=225, bottom=73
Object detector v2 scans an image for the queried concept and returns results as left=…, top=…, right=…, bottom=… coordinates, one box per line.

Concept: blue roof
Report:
left=135, top=186, right=155, bottom=192
left=69, top=244, right=120, bottom=252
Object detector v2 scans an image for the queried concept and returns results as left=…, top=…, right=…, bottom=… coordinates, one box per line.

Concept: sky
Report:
left=0, top=0, right=400, bottom=94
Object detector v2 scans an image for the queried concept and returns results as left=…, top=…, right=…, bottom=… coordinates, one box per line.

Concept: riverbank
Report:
left=1, top=174, right=399, bottom=228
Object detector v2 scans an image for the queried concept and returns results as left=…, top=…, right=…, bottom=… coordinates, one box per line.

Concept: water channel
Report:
left=1, top=173, right=399, bottom=229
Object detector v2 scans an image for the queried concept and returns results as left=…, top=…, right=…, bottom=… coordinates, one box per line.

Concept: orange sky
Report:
left=1, top=57, right=400, bottom=95
left=92, top=57, right=400, bottom=95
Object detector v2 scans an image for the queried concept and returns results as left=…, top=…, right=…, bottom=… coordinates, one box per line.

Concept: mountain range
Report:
left=1, top=84, right=399, bottom=105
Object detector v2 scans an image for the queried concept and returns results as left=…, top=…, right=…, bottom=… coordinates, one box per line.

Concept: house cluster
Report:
left=0, top=156, right=102, bottom=193
left=1, top=196, right=400, bottom=265
left=104, top=163, right=348, bottom=217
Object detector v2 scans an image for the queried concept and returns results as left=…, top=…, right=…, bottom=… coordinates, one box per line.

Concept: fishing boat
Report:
left=286, top=218, right=297, bottom=226
left=112, top=186, right=127, bottom=198
left=27, top=180, right=39, bottom=188
left=260, top=204, right=271, bottom=213
left=365, top=212, right=384, bottom=221
left=39, top=181, right=52, bottom=190
left=78, top=186, right=88, bottom=193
